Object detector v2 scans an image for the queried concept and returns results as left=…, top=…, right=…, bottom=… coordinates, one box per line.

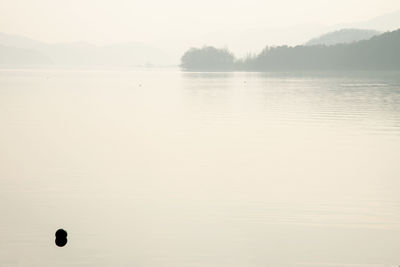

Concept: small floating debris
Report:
left=55, top=229, right=68, bottom=247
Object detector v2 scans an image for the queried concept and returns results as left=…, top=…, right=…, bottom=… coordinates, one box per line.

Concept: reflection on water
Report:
left=0, top=69, right=400, bottom=267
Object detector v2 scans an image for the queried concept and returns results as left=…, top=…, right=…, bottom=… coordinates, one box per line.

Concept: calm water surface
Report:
left=1, top=69, right=400, bottom=267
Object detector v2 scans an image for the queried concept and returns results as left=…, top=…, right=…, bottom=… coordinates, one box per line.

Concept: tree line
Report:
left=180, top=29, right=400, bottom=71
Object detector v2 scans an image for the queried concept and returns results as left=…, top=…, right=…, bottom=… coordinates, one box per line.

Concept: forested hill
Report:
left=180, top=46, right=235, bottom=71
left=181, top=29, right=400, bottom=71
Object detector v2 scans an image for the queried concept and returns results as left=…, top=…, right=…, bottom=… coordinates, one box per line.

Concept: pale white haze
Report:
left=1, top=0, right=400, bottom=61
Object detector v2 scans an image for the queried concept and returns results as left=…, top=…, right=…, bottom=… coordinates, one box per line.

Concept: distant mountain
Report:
left=0, top=45, right=52, bottom=66
left=0, top=32, right=174, bottom=67
left=347, top=10, right=400, bottom=32
left=0, top=32, right=46, bottom=50
left=181, top=28, right=400, bottom=71
left=305, top=29, right=381, bottom=46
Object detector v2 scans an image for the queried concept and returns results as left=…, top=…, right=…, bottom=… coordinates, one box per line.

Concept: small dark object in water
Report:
left=55, top=229, right=68, bottom=247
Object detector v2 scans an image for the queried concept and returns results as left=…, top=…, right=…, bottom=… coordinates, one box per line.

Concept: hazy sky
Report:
left=1, top=0, right=400, bottom=45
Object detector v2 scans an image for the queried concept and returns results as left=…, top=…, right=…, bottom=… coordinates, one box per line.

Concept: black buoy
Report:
left=55, top=229, right=68, bottom=247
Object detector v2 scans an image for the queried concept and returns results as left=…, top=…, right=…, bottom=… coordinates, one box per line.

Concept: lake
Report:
left=0, top=69, right=400, bottom=267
